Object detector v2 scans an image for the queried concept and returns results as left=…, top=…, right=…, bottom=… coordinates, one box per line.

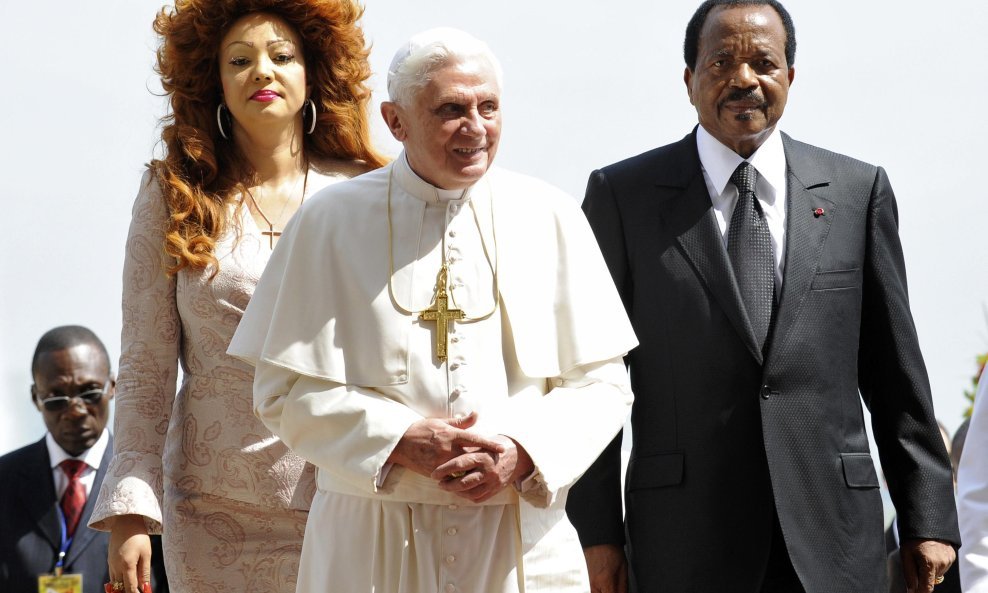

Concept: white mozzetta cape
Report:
left=229, top=156, right=636, bottom=385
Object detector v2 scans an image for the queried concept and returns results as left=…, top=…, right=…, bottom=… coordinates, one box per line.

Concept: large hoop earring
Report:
left=216, top=103, right=231, bottom=140
left=304, top=98, right=317, bottom=135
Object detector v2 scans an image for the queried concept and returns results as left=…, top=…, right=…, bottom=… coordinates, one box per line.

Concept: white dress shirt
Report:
left=46, top=428, right=109, bottom=500
left=696, top=124, right=789, bottom=288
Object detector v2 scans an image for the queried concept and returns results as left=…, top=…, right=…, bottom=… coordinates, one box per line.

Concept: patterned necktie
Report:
left=727, top=161, right=775, bottom=352
left=59, top=459, right=88, bottom=539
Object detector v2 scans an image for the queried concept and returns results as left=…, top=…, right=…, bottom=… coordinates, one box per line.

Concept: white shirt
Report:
left=46, top=428, right=108, bottom=500
left=696, top=124, right=788, bottom=287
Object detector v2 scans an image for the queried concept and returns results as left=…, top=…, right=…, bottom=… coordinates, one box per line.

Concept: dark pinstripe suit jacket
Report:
left=567, top=130, right=960, bottom=593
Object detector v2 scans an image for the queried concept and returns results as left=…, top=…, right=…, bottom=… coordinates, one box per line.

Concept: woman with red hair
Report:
left=89, top=1, right=385, bottom=591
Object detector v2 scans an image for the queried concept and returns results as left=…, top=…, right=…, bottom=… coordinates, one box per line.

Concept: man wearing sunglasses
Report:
left=0, top=325, right=167, bottom=593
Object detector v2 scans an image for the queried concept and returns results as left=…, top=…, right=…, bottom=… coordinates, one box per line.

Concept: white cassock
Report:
left=959, top=365, right=988, bottom=591
left=228, top=154, right=638, bottom=593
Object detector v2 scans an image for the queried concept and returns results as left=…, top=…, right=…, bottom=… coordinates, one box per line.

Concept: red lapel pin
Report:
left=813, top=208, right=825, bottom=218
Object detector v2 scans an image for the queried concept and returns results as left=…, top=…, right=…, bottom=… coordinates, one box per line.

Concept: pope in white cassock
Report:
left=228, top=28, right=638, bottom=593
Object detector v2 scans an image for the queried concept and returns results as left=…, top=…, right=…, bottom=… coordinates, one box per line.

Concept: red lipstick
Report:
left=251, top=90, right=280, bottom=102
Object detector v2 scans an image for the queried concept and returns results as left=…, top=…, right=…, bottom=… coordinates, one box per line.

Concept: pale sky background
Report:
left=1, top=0, right=986, bottom=500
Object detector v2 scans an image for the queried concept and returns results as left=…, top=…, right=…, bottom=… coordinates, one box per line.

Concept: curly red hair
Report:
left=151, top=0, right=386, bottom=275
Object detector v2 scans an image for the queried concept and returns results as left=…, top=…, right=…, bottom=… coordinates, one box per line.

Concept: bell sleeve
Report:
left=90, top=172, right=179, bottom=534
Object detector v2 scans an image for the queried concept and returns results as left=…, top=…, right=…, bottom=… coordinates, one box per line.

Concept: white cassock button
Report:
left=447, top=527, right=458, bottom=536
left=449, top=230, right=457, bottom=238
left=450, top=363, right=460, bottom=371
left=445, top=584, right=456, bottom=593
left=554, top=378, right=564, bottom=387
left=450, top=335, right=459, bottom=343
left=445, top=555, right=456, bottom=564
left=448, top=504, right=459, bottom=511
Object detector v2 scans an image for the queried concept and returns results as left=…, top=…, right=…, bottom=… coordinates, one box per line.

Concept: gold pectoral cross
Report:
left=420, top=264, right=465, bottom=361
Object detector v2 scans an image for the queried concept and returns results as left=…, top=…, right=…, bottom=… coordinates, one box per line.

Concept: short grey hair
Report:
left=387, top=27, right=504, bottom=106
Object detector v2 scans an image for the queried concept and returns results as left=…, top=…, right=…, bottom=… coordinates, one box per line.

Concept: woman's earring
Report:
left=305, top=99, right=317, bottom=135
left=216, top=104, right=231, bottom=140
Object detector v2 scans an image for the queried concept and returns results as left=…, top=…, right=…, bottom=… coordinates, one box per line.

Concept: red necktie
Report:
left=59, top=459, right=88, bottom=539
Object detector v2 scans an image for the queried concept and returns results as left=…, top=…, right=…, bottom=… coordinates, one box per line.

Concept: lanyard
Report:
left=53, top=506, right=74, bottom=576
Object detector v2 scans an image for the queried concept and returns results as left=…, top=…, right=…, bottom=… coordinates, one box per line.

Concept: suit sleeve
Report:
left=857, top=166, right=960, bottom=547
left=565, top=169, right=632, bottom=548
left=958, top=367, right=988, bottom=589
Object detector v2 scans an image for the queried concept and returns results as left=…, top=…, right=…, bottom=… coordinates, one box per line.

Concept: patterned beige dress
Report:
left=90, top=162, right=365, bottom=593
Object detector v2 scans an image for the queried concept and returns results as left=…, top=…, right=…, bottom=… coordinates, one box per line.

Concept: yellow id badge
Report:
left=38, top=572, right=83, bottom=593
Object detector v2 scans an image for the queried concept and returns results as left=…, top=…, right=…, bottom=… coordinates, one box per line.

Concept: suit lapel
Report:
left=662, top=132, right=763, bottom=363
left=18, top=439, right=61, bottom=552
left=65, top=434, right=113, bottom=565
left=766, top=134, right=837, bottom=358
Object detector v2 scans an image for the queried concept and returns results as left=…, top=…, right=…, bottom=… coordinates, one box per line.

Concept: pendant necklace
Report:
left=386, top=165, right=499, bottom=361
left=246, top=167, right=309, bottom=249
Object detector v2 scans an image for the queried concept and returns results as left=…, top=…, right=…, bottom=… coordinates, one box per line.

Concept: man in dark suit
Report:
left=567, top=2, right=960, bottom=592
left=0, top=326, right=167, bottom=593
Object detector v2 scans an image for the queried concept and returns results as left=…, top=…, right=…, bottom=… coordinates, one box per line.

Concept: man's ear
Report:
left=684, top=67, right=696, bottom=105
left=380, top=102, right=407, bottom=142
left=30, top=384, right=41, bottom=410
left=107, top=375, right=116, bottom=403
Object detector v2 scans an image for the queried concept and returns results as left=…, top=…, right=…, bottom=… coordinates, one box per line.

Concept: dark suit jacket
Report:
left=0, top=436, right=168, bottom=593
left=567, top=130, right=960, bottom=593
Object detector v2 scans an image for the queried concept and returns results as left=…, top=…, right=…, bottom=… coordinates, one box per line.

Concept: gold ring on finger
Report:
left=450, top=470, right=467, bottom=478
left=935, top=575, right=945, bottom=585
left=112, top=583, right=126, bottom=592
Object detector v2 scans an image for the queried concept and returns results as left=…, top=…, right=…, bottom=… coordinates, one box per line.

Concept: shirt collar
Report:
left=46, top=428, right=109, bottom=471
left=696, top=125, right=787, bottom=204
left=395, top=151, right=473, bottom=204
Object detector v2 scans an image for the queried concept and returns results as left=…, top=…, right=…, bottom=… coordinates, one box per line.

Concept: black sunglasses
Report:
left=36, top=381, right=110, bottom=412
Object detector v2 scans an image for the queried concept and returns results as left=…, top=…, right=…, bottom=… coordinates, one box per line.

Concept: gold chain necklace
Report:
left=386, top=165, right=499, bottom=360
left=246, top=168, right=309, bottom=249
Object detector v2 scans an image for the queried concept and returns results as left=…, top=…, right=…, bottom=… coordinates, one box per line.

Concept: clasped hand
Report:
left=388, top=411, right=533, bottom=503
